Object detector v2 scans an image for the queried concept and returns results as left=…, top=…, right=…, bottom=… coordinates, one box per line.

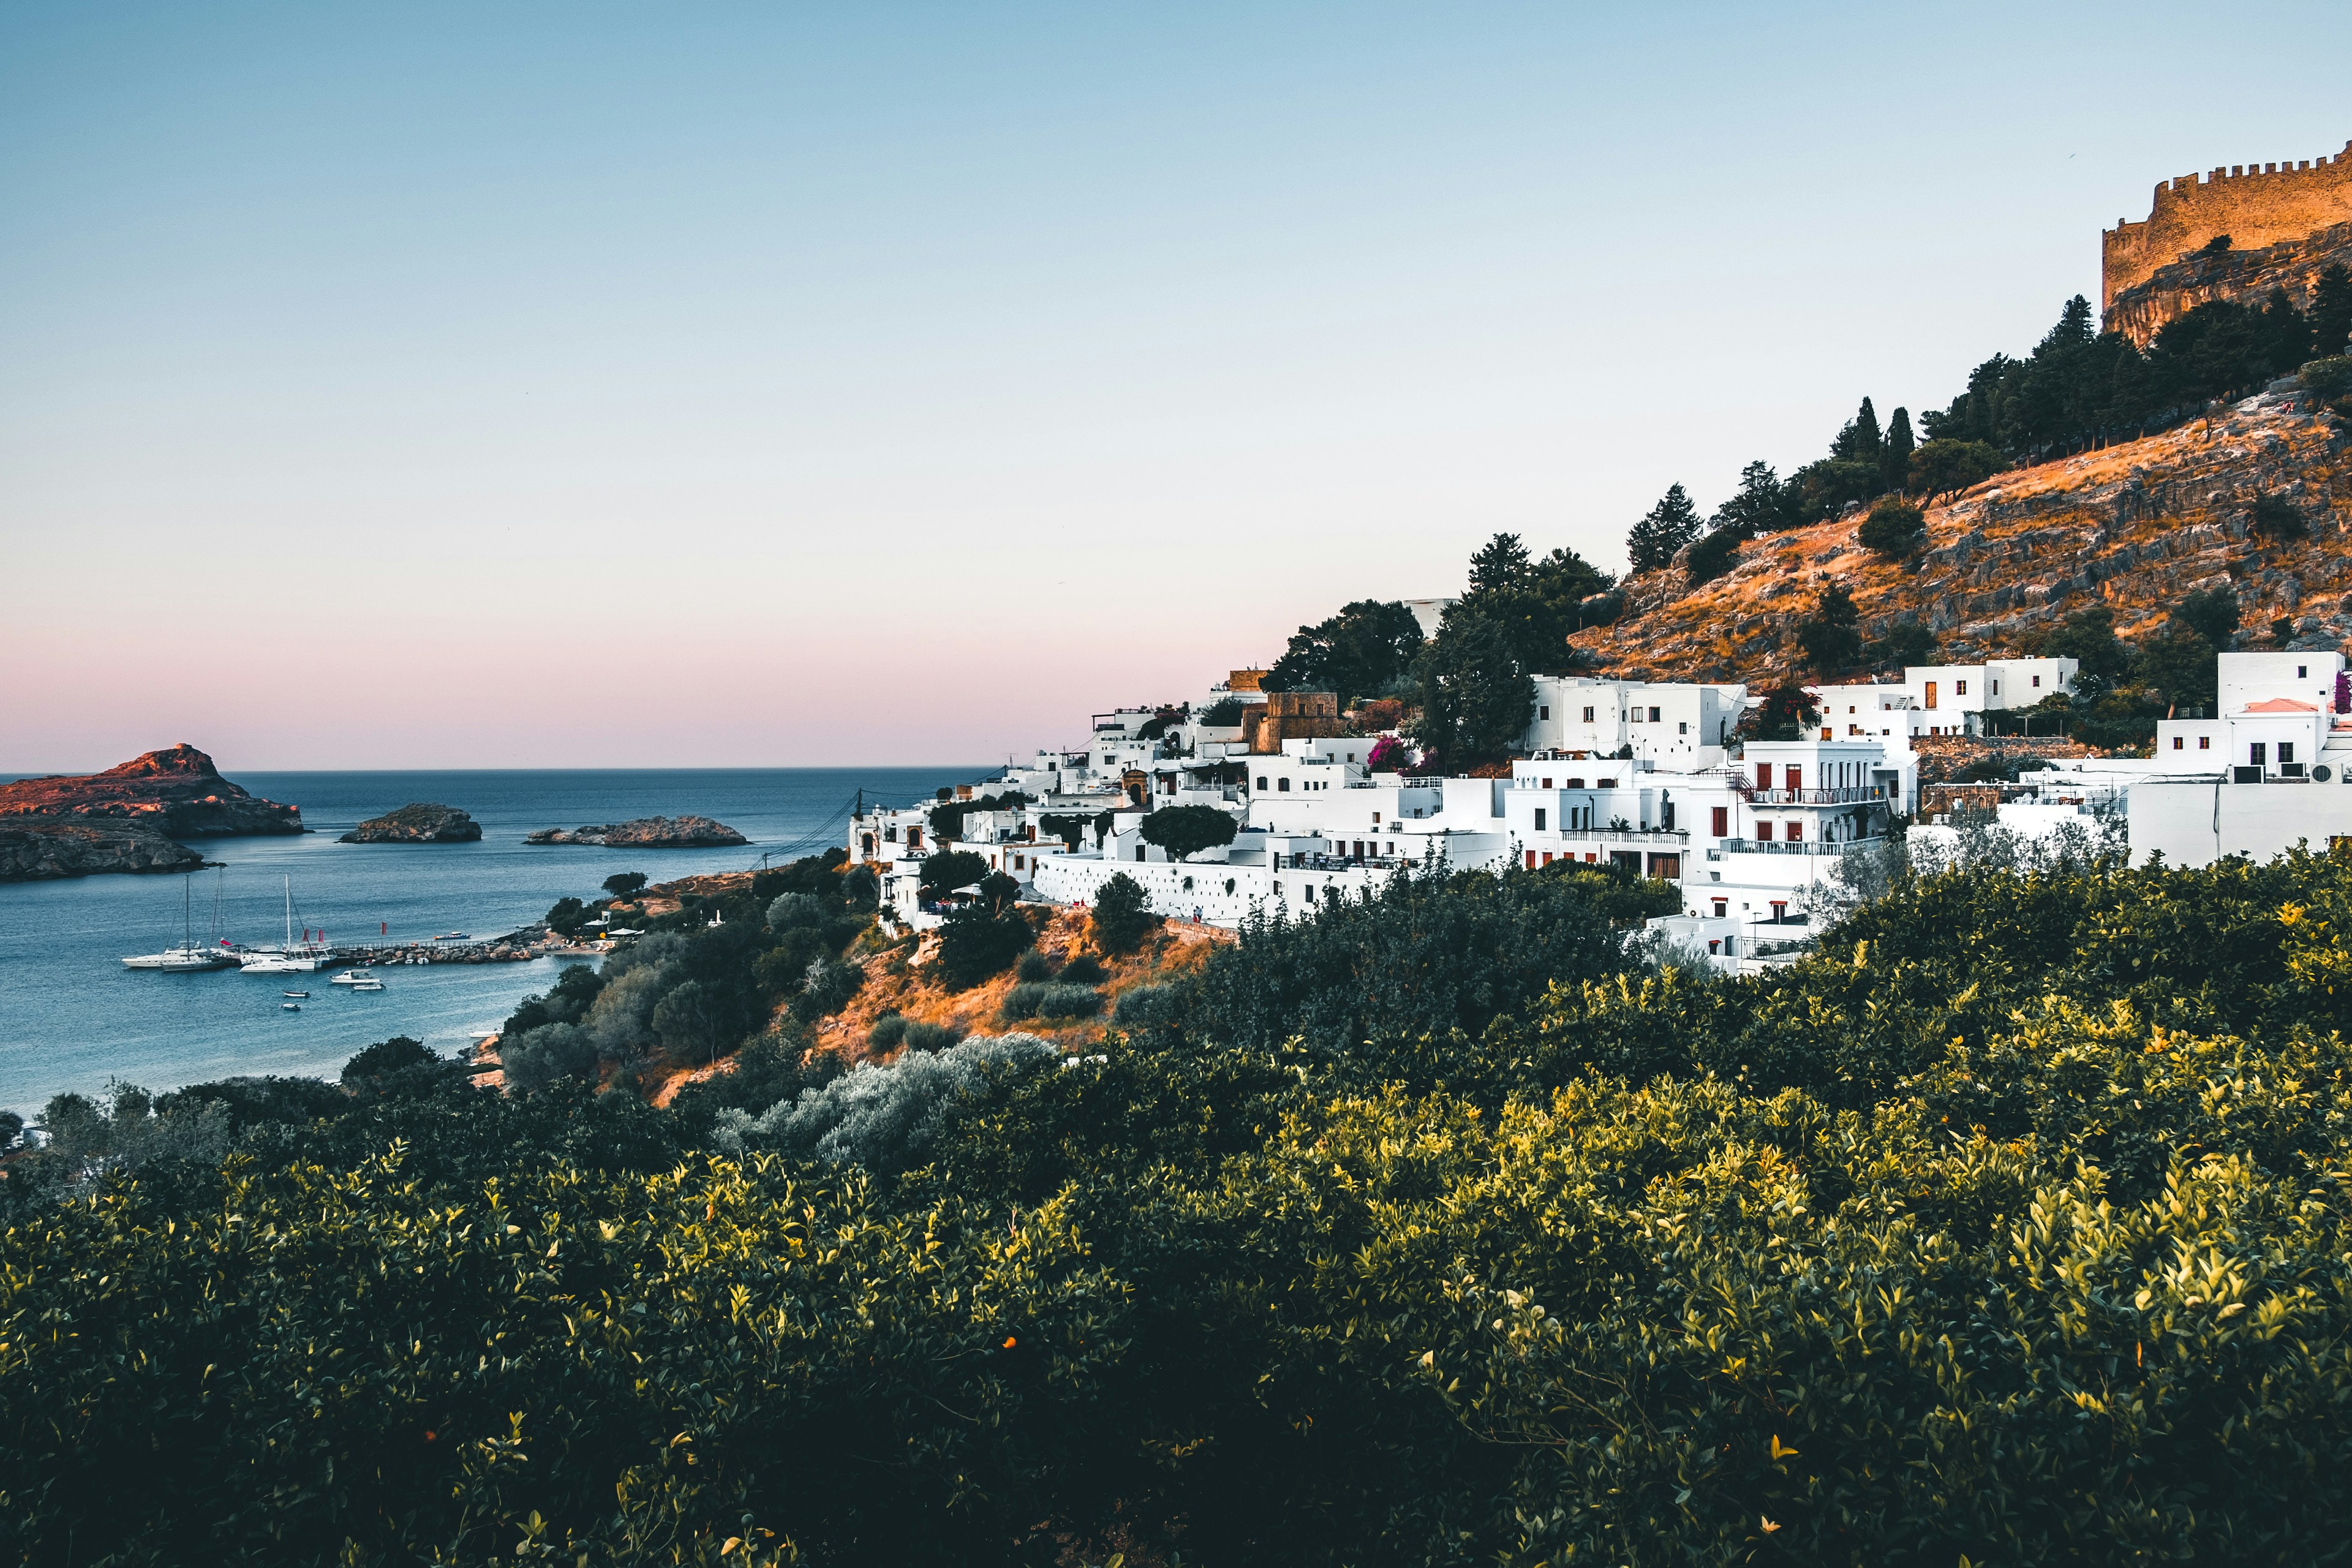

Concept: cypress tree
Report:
left=2312, top=264, right=2352, bottom=359
left=1833, top=397, right=1883, bottom=466
left=1882, top=407, right=1916, bottom=491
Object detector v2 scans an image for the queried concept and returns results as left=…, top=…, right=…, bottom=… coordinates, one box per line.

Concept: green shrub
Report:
left=2251, top=493, right=2308, bottom=540
left=2297, top=354, right=2352, bottom=396
left=868, top=1012, right=907, bottom=1049
left=933, top=905, right=1033, bottom=989
left=1090, top=872, right=1156, bottom=954
left=1684, top=525, right=1743, bottom=584
left=1015, top=949, right=1057, bottom=983
left=1857, top=496, right=1926, bottom=555
left=901, top=1020, right=961, bottom=1054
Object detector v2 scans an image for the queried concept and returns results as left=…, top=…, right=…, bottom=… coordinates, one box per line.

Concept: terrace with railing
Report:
left=1712, top=834, right=1893, bottom=858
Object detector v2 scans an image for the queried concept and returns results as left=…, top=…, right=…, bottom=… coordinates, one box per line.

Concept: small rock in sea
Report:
left=340, top=803, right=483, bottom=843
left=524, top=815, right=748, bottom=848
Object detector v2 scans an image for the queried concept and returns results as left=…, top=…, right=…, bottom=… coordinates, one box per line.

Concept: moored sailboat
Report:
left=122, top=877, right=238, bottom=971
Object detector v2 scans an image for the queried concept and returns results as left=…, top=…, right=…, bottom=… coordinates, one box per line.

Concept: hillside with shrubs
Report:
left=1573, top=300, right=2352, bottom=734
left=12, top=840, right=2352, bottom=1563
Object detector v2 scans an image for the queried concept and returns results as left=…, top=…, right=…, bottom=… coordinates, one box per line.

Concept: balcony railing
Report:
left=1545, top=827, right=1688, bottom=843
left=1713, top=834, right=1891, bottom=858
left=1744, top=786, right=1890, bottom=805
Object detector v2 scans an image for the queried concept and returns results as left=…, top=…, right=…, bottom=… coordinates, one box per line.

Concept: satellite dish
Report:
left=2315, top=764, right=2334, bottom=782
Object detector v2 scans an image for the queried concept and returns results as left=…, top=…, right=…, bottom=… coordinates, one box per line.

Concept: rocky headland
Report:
left=0, top=820, right=206, bottom=881
left=526, top=815, right=748, bottom=848
left=0, top=745, right=303, bottom=838
left=0, top=745, right=301, bottom=881
left=340, top=803, right=483, bottom=843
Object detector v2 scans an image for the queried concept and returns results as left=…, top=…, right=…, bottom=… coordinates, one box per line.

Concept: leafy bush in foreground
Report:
left=10, top=853, right=2352, bottom=1562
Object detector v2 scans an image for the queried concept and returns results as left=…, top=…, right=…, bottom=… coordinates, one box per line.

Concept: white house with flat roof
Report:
left=1519, top=676, right=1746, bottom=767
left=1814, top=659, right=2077, bottom=740
left=2132, top=650, right=2352, bottom=865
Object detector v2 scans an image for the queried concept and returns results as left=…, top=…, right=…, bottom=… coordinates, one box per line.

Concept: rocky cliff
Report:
left=0, top=745, right=303, bottom=839
left=1572, top=384, right=2351, bottom=685
left=2105, top=221, right=2352, bottom=347
left=0, top=821, right=207, bottom=881
left=526, top=815, right=748, bottom=848
left=340, top=803, right=483, bottom=843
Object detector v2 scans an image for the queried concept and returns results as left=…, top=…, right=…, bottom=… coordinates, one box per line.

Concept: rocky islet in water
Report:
left=525, top=815, right=748, bottom=848
left=339, top=803, right=484, bottom=843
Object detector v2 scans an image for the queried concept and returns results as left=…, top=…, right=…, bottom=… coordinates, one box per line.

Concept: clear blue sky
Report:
left=4, top=2, right=2346, bottom=767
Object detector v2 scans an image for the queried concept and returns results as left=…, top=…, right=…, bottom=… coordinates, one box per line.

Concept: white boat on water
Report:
left=350, top=979, right=385, bottom=992
left=123, top=877, right=239, bottom=972
left=330, top=968, right=377, bottom=986
left=241, top=877, right=330, bottom=973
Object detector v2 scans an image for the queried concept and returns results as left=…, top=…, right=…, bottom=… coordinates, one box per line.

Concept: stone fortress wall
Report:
left=2102, top=142, right=2352, bottom=344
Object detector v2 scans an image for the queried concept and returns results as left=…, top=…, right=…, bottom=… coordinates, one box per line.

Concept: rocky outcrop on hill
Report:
left=526, top=815, right=748, bottom=848
left=1572, top=386, right=2352, bottom=685
left=340, top=803, right=483, bottom=843
left=0, top=745, right=303, bottom=839
left=0, top=820, right=206, bottom=881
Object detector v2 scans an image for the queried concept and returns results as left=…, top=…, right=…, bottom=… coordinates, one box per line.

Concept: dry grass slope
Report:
left=1576, top=392, right=2352, bottom=684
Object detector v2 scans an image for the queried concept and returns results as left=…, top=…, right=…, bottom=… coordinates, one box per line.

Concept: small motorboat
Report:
left=350, top=979, right=385, bottom=992
left=433, top=931, right=470, bottom=942
left=281, top=1001, right=301, bottom=1011
left=282, top=989, right=310, bottom=998
left=330, top=968, right=377, bottom=986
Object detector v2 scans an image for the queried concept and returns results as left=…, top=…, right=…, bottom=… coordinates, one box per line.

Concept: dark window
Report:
left=1278, top=778, right=1291, bottom=792
left=1534, top=808, right=1547, bottom=831
left=1538, top=705, right=1550, bottom=720
left=2252, top=743, right=2268, bottom=766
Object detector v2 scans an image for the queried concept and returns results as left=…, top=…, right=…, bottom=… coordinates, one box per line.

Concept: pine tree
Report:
left=2313, top=264, right=2352, bottom=359
left=1465, top=532, right=1531, bottom=595
left=1711, top=461, right=1794, bottom=535
left=1882, top=407, right=1915, bottom=491
left=1796, top=582, right=1863, bottom=673
left=2036, top=295, right=2097, bottom=356
left=1625, top=484, right=1703, bottom=574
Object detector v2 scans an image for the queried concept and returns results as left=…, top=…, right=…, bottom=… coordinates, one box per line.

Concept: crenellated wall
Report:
left=2102, top=143, right=2352, bottom=335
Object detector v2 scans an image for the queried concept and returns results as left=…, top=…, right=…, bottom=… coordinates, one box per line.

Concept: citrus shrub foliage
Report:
left=10, top=854, right=2352, bottom=1562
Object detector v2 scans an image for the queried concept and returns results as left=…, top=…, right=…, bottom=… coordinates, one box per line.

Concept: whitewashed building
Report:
left=1518, top=676, right=1747, bottom=768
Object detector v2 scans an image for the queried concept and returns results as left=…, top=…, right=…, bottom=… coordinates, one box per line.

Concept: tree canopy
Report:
left=1137, top=804, right=1239, bottom=861
left=1407, top=610, right=1536, bottom=768
left=1264, top=600, right=1426, bottom=707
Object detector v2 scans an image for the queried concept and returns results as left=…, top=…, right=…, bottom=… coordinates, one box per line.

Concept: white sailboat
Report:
left=240, top=877, right=328, bottom=973
left=123, top=877, right=238, bottom=971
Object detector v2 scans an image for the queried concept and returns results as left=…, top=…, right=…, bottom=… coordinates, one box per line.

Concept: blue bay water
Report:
left=0, top=767, right=976, bottom=1118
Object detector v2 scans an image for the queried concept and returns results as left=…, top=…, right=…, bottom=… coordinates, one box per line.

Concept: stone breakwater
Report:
left=328, top=932, right=549, bottom=965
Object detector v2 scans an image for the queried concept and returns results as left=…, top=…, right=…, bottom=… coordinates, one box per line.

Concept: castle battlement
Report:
left=2102, top=140, right=2352, bottom=325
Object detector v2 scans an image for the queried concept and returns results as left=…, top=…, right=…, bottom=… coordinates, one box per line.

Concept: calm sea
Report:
left=0, top=767, right=976, bottom=1119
